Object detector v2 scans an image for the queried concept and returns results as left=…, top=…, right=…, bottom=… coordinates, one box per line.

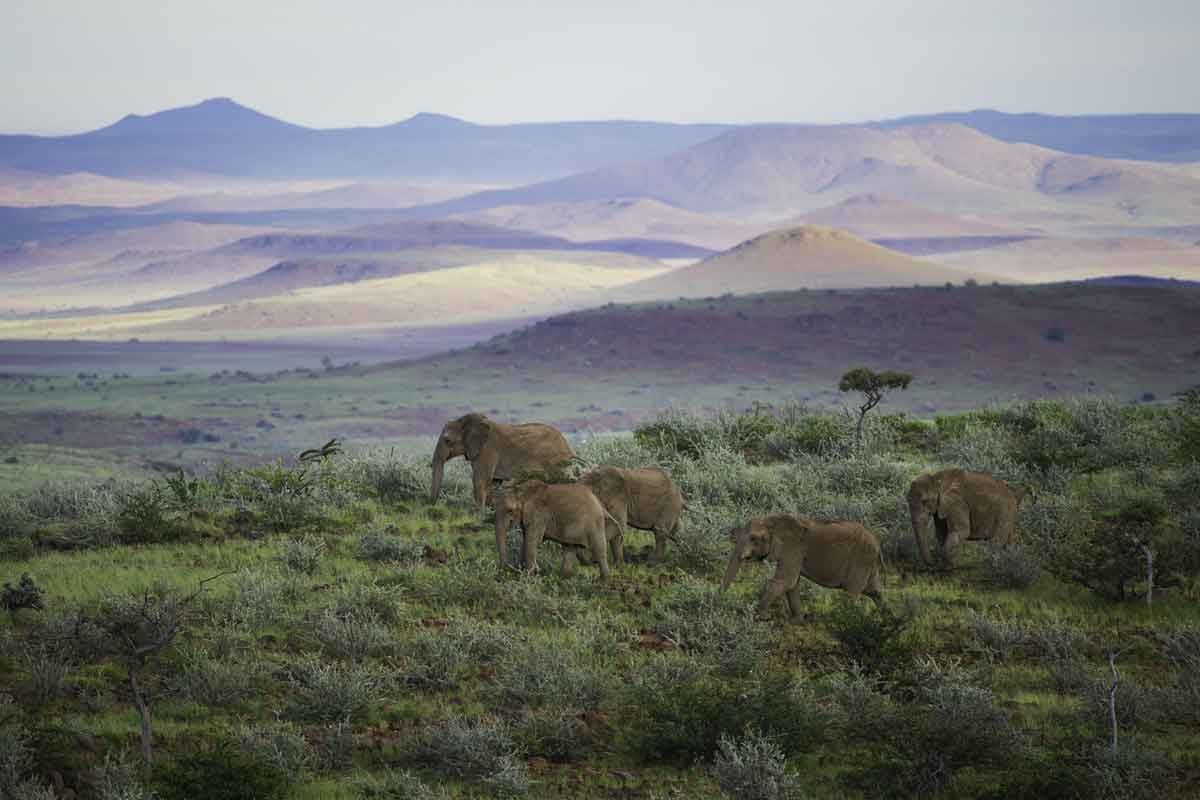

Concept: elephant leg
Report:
left=650, top=526, right=669, bottom=566
left=756, top=577, right=789, bottom=617
left=610, top=529, right=625, bottom=567
left=588, top=526, right=611, bottom=581
left=522, top=523, right=545, bottom=575
left=785, top=586, right=806, bottom=619
left=575, top=546, right=594, bottom=565
left=561, top=548, right=577, bottom=578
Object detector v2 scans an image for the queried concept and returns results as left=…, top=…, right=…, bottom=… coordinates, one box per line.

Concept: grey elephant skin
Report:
left=580, top=465, right=683, bottom=565
left=495, top=480, right=612, bottom=580
left=722, top=513, right=885, bottom=617
left=907, top=468, right=1023, bottom=569
left=430, top=412, right=574, bottom=509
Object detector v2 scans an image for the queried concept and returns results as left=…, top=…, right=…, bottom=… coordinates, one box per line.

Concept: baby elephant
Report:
left=580, top=465, right=683, bottom=565
left=495, top=480, right=612, bottom=580
left=721, top=513, right=885, bottom=617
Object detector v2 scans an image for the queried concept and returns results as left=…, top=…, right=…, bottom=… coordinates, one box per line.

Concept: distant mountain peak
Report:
left=96, top=97, right=302, bottom=136
left=399, top=112, right=474, bottom=129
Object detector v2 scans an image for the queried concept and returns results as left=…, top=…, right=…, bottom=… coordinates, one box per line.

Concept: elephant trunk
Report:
left=721, top=528, right=750, bottom=591
left=430, top=439, right=448, bottom=503
left=909, top=497, right=933, bottom=565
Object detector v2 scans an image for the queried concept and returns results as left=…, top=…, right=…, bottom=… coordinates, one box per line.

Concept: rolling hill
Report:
left=450, top=198, right=767, bottom=251
left=610, top=225, right=1001, bottom=300
left=0, top=256, right=671, bottom=340
left=874, top=109, right=1200, bottom=162
left=792, top=193, right=1025, bottom=238
left=416, top=123, right=1200, bottom=225
left=928, top=236, right=1200, bottom=283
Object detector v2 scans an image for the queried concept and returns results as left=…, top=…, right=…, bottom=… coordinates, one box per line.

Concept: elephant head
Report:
left=494, top=479, right=541, bottom=571
left=907, top=470, right=966, bottom=564
left=720, top=518, right=781, bottom=590
left=430, top=413, right=491, bottom=503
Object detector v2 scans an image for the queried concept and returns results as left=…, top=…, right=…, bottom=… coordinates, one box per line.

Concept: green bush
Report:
left=232, top=721, right=309, bottom=787
left=356, top=768, right=448, bottom=800
left=309, top=608, right=394, bottom=661
left=514, top=707, right=593, bottom=762
left=151, top=744, right=293, bottom=800
left=355, top=527, right=425, bottom=564
left=981, top=543, right=1042, bottom=590
left=115, top=483, right=177, bottom=543
left=172, top=644, right=263, bottom=707
left=490, top=637, right=611, bottom=709
left=278, top=534, right=325, bottom=576
left=284, top=655, right=390, bottom=723
left=648, top=578, right=773, bottom=677
left=712, top=727, right=807, bottom=800
left=408, top=715, right=529, bottom=796
left=824, top=600, right=917, bottom=678
left=624, top=657, right=827, bottom=763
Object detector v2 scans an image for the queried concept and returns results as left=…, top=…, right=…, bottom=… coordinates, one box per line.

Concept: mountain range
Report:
left=3, top=98, right=1198, bottom=185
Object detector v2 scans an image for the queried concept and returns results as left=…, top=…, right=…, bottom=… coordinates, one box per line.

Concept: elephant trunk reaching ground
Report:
left=430, top=437, right=450, bottom=504
left=721, top=525, right=753, bottom=591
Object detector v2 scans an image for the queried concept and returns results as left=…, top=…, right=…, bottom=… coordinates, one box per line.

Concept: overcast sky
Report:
left=5, top=0, right=1198, bottom=134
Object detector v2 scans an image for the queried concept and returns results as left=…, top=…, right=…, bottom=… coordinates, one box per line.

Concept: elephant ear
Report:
left=936, top=471, right=967, bottom=515
left=770, top=515, right=806, bottom=560
left=463, top=414, right=490, bottom=460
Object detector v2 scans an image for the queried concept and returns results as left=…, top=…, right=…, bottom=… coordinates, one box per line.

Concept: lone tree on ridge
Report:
left=839, top=367, right=913, bottom=448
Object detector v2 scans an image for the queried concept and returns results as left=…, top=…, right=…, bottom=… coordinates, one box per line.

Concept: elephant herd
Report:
left=430, top=413, right=1027, bottom=618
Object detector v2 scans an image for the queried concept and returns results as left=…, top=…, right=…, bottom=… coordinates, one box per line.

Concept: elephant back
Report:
left=496, top=423, right=575, bottom=479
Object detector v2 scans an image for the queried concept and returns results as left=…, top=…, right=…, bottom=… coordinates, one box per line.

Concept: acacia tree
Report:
left=838, top=368, right=913, bottom=448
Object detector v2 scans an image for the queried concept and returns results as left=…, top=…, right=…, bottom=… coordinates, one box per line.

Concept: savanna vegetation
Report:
left=1, top=393, right=1199, bottom=799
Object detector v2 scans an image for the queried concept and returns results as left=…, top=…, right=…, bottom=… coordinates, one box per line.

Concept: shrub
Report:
left=818, top=456, right=911, bottom=496
left=762, top=413, right=850, bottom=460
left=328, top=580, right=407, bottom=624
left=1085, top=739, right=1168, bottom=800
left=824, top=600, right=917, bottom=678
left=285, top=656, right=390, bottom=723
left=172, top=644, right=262, bottom=707
left=19, top=643, right=73, bottom=706
left=624, top=657, right=827, bottom=763
left=356, top=769, right=448, bottom=800
left=0, top=711, right=34, bottom=795
left=2, top=573, right=44, bottom=614
left=964, top=610, right=1030, bottom=662
left=309, top=608, right=394, bottom=661
left=851, top=669, right=1022, bottom=797
left=94, top=751, right=155, bottom=800
left=981, top=543, right=1042, bottom=589
left=233, top=721, right=309, bottom=787
left=228, top=568, right=302, bottom=630
left=409, top=715, right=529, bottom=796
left=115, top=483, right=176, bottom=543
left=401, top=619, right=522, bottom=689
left=648, top=578, right=773, bottom=677
left=355, top=528, right=425, bottom=564
left=345, top=452, right=429, bottom=504
left=278, top=534, right=325, bottom=576
left=490, top=637, right=610, bottom=709
left=151, top=744, right=292, bottom=800
left=574, top=434, right=661, bottom=469
left=712, top=727, right=807, bottom=800
left=514, top=707, right=593, bottom=762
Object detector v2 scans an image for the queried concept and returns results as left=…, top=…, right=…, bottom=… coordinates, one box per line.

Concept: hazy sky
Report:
left=5, top=0, right=1198, bottom=134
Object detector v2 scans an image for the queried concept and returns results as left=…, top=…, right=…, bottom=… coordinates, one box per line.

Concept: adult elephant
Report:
left=721, top=513, right=885, bottom=616
left=430, top=413, right=574, bottom=510
left=579, top=465, right=683, bottom=565
left=907, top=468, right=1024, bottom=569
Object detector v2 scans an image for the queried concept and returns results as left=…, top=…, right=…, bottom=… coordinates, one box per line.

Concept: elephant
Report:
left=430, top=413, right=574, bottom=510
left=579, top=465, right=683, bottom=565
left=721, top=513, right=885, bottom=617
left=907, top=468, right=1025, bottom=569
left=495, top=480, right=612, bottom=580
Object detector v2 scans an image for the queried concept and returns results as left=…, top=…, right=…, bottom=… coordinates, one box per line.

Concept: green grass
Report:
left=2, top=398, right=1199, bottom=798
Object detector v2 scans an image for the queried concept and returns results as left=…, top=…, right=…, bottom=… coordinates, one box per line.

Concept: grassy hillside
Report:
left=1, top=397, right=1198, bottom=799
left=2, top=283, right=1198, bottom=480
